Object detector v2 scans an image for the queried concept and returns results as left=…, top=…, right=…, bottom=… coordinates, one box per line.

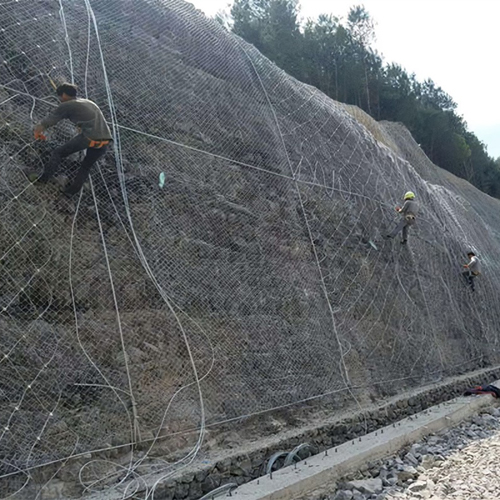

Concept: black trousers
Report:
left=388, top=216, right=416, bottom=242
left=41, top=134, right=108, bottom=195
left=462, top=270, right=478, bottom=290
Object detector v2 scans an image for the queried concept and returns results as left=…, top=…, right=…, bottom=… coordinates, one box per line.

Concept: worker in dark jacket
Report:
left=386, top=191, right=419, bottom=244
left=462, top=251, right=481, bottom=291
left=33, top=83, right=112, bottom=196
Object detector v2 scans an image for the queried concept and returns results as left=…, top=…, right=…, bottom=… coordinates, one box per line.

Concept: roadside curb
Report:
left=232, top=382, right=500, bottom=500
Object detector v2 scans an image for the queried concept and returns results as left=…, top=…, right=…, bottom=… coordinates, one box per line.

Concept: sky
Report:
left=188, top=0, right=500, bottom=159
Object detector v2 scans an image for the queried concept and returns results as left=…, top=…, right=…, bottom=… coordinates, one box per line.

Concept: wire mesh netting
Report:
left=1, top=0, right=500, bottom=498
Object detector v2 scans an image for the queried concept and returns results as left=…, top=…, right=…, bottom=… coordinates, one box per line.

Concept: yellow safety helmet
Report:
left=404, top=191, right=415, bottom=200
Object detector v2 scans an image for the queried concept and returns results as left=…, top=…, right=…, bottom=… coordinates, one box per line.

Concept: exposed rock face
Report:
left=1, top=0, right=500, bottom=497
left=345, top=478, right=383, bottom=495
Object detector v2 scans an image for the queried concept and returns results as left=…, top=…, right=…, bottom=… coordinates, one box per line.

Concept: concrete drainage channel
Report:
left=85, top=368, right=500, bottom=499
left=229, top=381, right=500, bottom=500
left=200, top=445, right=317, bottom=500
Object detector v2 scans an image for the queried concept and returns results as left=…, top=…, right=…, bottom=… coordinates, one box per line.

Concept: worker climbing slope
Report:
left=462, top=251, right=481, bottom=292
left=386, top=191, right=419, bottom=245
left=33, top=83, right=112, bottom=197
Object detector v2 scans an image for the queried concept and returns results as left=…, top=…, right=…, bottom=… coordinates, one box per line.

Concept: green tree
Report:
left=379, top=64, right=420, bottom=126
left=420, top=79, right=456, bottom=111
left=261, top=0, right=303, bottom=78
left=346, top=5, right=377, bottom=114
left=224, top=1, right=500, bottom=199
left=231, top=0, right=267, bottom=49
left=230, top=0, right=304, bottom=79
left=303, top=15, right=347, bottom=99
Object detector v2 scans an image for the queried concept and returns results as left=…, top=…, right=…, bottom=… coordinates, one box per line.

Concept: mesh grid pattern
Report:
left=0, top=0, right=499, bottom=497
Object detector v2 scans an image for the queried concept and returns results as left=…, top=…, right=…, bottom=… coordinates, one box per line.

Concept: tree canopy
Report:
left=223, top=1, right=500, bottom=198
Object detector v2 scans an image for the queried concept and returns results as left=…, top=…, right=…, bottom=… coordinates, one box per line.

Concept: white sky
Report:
left=188, top=0, right=500, bottom=159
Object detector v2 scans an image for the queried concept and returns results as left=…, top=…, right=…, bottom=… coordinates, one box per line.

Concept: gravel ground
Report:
left=305, top=405, right=500, bottom=500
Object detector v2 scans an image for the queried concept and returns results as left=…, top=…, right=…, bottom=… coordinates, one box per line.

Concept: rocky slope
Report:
left=1, top=0, right=500, bottom=497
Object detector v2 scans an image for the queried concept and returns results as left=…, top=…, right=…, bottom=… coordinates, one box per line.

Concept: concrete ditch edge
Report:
left=232, top=381, right=500, bottom=500
left=80, top=366, right=500, bottom=499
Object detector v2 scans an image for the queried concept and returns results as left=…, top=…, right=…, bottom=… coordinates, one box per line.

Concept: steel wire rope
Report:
left=81, top=2, right=211, bottom=495
left=233, top=39, right=381, bottom=435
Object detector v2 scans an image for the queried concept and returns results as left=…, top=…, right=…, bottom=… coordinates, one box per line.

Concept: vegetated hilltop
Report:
left=228, top=0, right=500, bottom=198
left=1, top=0, right=500, bottom=495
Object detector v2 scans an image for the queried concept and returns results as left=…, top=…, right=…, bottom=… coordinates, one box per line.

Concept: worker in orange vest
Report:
left=33, top=82, right=112, bottom=196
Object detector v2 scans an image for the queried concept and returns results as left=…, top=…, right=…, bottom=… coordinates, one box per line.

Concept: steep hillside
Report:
left=1, top=0, right=500, bottom=498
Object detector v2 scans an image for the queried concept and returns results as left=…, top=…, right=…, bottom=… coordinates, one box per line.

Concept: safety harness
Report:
left=88, top=139, right=110, bottom=149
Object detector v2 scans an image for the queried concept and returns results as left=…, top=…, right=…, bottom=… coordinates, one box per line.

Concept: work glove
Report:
left=34, top=125, right=47, bottom=141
